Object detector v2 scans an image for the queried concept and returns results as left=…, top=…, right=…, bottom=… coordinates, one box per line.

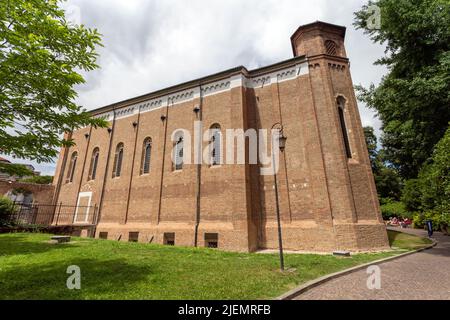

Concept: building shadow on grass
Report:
left=0, top=234, right=83, bottom=257
left=0, top=257, right=155, bottom=300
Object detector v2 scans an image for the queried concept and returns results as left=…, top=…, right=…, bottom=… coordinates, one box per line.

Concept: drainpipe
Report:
left=74, top=126, right=93, bottom=220
left=51, top=131, right=73, bottom=222
left=194, top=84, right=203, bottom=247
left=124, top=108, right=141, bottom=224
left=95, top=108, right=117, bottom=230
left=156, top=99, right=170, bottom=224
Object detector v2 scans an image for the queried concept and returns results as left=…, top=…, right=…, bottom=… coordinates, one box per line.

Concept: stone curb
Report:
left=276, top=239, right=438, bottom=300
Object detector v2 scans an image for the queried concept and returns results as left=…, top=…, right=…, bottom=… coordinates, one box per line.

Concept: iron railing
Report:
left=4, top=202, right=98, bottom=227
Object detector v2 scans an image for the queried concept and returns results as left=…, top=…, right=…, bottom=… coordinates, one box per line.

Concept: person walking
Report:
left=426, top=220, right=434, bottom=238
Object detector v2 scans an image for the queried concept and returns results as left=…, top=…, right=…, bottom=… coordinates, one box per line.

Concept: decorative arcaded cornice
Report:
left=91, top=59, right=309, bottom=121
left=201, top=80, right=231, bottom=96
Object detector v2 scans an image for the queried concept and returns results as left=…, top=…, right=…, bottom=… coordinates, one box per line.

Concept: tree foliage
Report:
left=401, top=126, right=450, bottom=231
left=0, top=0, right=107, bottom=163
left=0, top=196, right=16, bottom=226
left=380, top=199, right=409, bottom=220
left=364, top=126, right=379, bottom=172
left=364, top=126, right=402, bottom=200
left=355, top=0, right=450, bottom=179
left=0, top=162, right=33, bottom=177
left=20, top=175, right=53, bottom=184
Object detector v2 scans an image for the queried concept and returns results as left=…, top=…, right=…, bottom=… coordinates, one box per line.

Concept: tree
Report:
left=374, top=166, right=402, bottom=201
left=354, top=0, right=450, bottom=179
left=0, top=196, right=17, bottom=226
left=363, top=126, right=402, bottom=200
left=0, top=0, right=107, bottom=164
left=363, top=126, right=379, bottom=172
left=20, top=175, right=53, bottom=184
left=400, top=179, right=422, bottom=212
left=402, top=126, right=450, bottom=233
left=0, top=162, right=33, bottom=177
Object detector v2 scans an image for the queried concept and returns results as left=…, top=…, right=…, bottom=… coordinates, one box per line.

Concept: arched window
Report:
left=141, top=138, right=152, bottom=175
left=325, top=40, right=337, bottom=56
left=112, top=143, right=124, bottom=178
left=210, top=124, right=221, bottom=166
left=173, top=132, right=184, bottom=171
left=337, top=97, right=352, bottom=158
left=88, top=148, right=100, bottom=181
left=66, top=152, right=78, bottom=183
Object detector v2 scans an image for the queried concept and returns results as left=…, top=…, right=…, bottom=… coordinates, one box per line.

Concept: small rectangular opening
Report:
left=205, top=233, right=218, bottom=248
left=128, top=232, right=139, bottom=242
left=164, top=232, right=175, bottom=246
left=99, top=232, right=108, bottom=240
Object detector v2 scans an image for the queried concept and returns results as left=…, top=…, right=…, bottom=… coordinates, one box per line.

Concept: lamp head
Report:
left=278, top=132, right=287, bottom=152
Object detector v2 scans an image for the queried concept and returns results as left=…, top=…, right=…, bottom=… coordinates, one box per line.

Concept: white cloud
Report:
left=9, top=0, right=388, bottom=175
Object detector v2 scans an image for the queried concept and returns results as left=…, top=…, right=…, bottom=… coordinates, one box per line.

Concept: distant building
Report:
left=0, top=157, right=40, bottom=182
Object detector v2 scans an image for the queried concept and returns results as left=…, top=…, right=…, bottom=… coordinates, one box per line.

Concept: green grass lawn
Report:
left=387, top=229, right=433, bottom=250
left=0, top=230, right=431, bottom=300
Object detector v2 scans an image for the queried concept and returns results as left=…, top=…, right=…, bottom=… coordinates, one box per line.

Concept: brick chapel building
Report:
left=52, top=21, right=390, bottom=252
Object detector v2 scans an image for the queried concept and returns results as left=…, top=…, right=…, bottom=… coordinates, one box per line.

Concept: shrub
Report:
left=20, top=175, right=53, bottom=184
left=380, top=200, right=410, bottom=220
left=412, top=211, right=446, bottom=232
left=409, top=126, right=450, bottom=232
left=0, top=197, right=17, bottom=226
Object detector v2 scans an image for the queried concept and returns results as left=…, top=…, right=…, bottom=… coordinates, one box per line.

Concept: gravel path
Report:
left=294, top=227, right=450, bottom=300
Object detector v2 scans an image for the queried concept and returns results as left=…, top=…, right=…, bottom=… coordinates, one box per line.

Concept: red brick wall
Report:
left=0, top=181, right=54, bottom=204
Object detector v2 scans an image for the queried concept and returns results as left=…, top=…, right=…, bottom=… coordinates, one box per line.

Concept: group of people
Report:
left=388, top=216, right=412, bottom=228
left=387, top=217, right=434, bottom=238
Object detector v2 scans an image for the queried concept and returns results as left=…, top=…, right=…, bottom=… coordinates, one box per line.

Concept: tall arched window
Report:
left=210, top=124, right=221, bottom=166
left=112, top=143, right=124, bottom=178
left=141, top=138, right=152, bottom=175
left=173, top=132, right=184, bottom=171
left=88, top=148, right=100, bottom=181
left=337, top=97, right=352, bottom=158
left=66, top=152, right=78, bottom=183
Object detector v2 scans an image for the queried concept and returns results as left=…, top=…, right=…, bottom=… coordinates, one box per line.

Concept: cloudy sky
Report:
left=9, top=0, right=388, bottom=176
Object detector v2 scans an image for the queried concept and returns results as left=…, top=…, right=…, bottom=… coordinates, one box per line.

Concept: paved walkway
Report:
left=294, top=227, right=450, bottom=300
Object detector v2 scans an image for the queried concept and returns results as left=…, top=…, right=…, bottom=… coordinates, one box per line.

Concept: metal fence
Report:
left=5, top=202, right=98, bottom=227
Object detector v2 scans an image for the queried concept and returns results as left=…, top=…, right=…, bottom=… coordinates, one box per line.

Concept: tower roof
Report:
left=290, top=21, right=346, bottom=56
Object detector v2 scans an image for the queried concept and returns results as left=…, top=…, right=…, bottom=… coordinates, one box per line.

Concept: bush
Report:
left=0, top=197, right=17, bottom=226
left=407, top=126, right=450, bottom=232
left=20, top=175, right=53, bottom=184
left=412, top=211, right=447, bottom=232
left=380, top=200, right=410, bottom=220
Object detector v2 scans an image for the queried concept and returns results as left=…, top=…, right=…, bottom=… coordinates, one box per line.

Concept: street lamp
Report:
left=271, top=123, right=287, bottom=271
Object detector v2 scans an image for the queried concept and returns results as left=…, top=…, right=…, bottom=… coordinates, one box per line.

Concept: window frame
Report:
left=66, top=151, right=78, bottom=184
left=337, top=97, right=352, bottom=159
left=141, top=138, right=152, bottom=175
left=325, top=40, right=338, bottom=56
left=173, top=133, right=184, bottom=171
left=210, top=124, right=222, bottom=167
left=112, top=143, right=124, bottom=178
left=88, top=147, right=100, bottom=181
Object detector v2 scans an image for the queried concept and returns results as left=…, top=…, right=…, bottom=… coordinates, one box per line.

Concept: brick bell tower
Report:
left=290, top=21, right=389, bottom=251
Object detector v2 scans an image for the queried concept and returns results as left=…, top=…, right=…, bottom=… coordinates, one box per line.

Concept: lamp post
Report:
left=271, top=123, right=287, bottom=271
